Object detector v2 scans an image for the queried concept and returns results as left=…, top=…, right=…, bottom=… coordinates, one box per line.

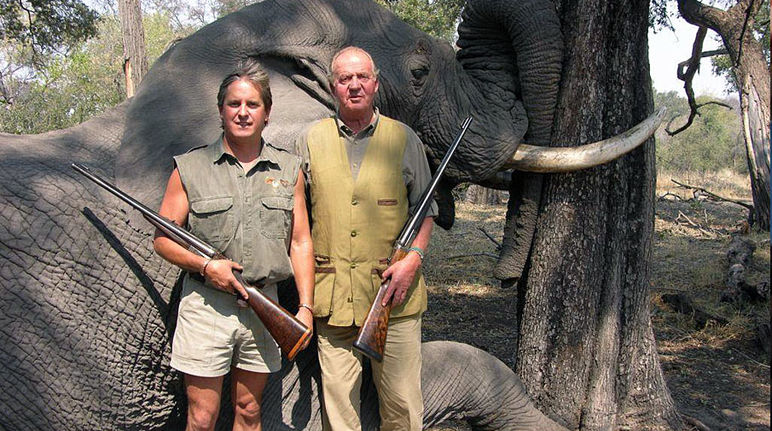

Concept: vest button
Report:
left=351, top=199, right=358, bottom=206
left=350, top=262, right=357, bottom=269
left=351, top=230, right=357, bottom=237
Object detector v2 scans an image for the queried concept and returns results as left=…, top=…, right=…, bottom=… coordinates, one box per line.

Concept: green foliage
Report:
left=655, top=90, right=690, bottom=118
left=213, top=0, right=255, bottom=17
left=374, top=0, right=464, bottom=42
left=0, top=0, right=99, bottom=58
left=142, top=0, right=259, bottom=28
left=655, top=92, right=746, bottom=174
left=649, top=0, right=675, bottom=32
left=0, top=12, right=192, bottom=134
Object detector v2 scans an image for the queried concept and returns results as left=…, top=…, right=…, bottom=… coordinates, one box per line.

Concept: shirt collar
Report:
left=335, top=107, right=380, bottom=137
left=208, top=135, right=280, bottom=166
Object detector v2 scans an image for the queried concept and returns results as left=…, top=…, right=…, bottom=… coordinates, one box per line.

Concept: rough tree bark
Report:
left=678, top=0, right=771, bottom=230
left=117, top=0, right=148, bottom=98
left=514, top=0, right=682, bottom=430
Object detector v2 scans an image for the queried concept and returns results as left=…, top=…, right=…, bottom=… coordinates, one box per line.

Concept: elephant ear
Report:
left=114, top=0, right=351, bottom=210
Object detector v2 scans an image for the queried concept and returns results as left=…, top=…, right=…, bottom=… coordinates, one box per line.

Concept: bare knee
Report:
left=187, top=403, right=219, bottom=431
left=234, top=398, right=262, bottom=426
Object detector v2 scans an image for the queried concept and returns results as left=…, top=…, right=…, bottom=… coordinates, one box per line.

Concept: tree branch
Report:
left=677, top=0, right=728, bottom=31
left=671, top=178, right=754, bottom=211
left=478, top=227, right=502, bottom=249
left=666, top=28, right=733, bottom=136
left=700, top=48, right=729, bottom=57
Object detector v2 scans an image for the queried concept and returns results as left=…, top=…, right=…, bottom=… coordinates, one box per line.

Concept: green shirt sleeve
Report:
left=402, top=125, right=439, bottom=218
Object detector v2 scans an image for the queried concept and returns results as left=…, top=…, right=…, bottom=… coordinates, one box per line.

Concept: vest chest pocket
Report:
left=189, top=196, right=235, bottom=249
left=260, top=196, right=293, bottom=239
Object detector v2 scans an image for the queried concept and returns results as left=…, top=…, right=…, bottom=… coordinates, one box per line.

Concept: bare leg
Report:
left=231, top=368, right=270, bottom=431
left=185, top=374, right=225, bottom=431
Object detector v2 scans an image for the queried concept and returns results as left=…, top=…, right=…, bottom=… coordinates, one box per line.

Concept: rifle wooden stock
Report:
left=233, top=270, right=312, bottom=361
left=71, top=162, right=311, bottom=361
left=352, top=248, right=409, bottom=362
left=205, top=252, right=311, bottom=361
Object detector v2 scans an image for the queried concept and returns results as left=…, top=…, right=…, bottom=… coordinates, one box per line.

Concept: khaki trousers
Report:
left=316, top=315, right=423, bottom=431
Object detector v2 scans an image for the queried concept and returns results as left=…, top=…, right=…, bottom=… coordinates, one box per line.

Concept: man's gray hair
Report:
left=217, top=59, right=273, bottom=111
left=328, top=46, right=380, bottom=85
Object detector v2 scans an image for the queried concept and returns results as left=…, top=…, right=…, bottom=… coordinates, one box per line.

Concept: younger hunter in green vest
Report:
left=154, top=61, right=314, bottom=431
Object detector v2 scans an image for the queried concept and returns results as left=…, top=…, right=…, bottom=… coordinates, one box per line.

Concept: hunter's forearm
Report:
left=411, top=217, right=434, bottom=253
left=290, top=237, right=314, bottom=306
left=153, top=232, right=208, bottom=275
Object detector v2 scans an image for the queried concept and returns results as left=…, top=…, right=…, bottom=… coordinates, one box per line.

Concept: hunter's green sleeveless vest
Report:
left=308, top=116, right=427, bottom=327
left=174, top=139, right=300, bottom=286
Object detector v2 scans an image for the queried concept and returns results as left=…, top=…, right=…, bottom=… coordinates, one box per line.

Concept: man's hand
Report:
left=380, top=251, right=422, bottom=306
left=203, top=259, right=249, bottom=300
left=295, top=307, right=314, bottom=350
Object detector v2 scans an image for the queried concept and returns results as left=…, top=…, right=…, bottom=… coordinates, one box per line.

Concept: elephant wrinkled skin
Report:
left=0, top=0, right=574, bottom=429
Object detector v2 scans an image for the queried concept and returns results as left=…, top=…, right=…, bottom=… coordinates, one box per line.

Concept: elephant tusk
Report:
left=504, top=107, right=666, bottom=173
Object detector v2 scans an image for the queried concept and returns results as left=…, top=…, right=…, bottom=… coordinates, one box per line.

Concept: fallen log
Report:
left=661, top=293, right=728, bottom=329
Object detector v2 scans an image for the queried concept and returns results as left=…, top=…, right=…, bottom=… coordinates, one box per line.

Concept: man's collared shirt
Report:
left=174, top=137, right=300, bottom=285
left=295, top=109, right=438, bottom=217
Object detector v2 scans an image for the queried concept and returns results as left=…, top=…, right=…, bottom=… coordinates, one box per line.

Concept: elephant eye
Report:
left=407, top=40, right=432, bottom=96
left=411, top=66, right=429, bottom=80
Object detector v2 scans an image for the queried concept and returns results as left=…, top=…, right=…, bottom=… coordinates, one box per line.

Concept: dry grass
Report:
left=657, top=168, right=751, bottom=201
left=652, top=171, right=770, bottom=430
left=423, top=170, right=770, bottom=430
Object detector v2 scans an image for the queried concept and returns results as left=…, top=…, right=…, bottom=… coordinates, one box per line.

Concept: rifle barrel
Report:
left=395, top=117, right=472, bottom=248
left=71, top=163, right=216, bottom=257
left=71, top=162, right=311, bottom=361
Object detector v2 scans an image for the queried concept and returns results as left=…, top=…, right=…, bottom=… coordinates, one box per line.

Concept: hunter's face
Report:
left=332, top=50, right=379, bottom=119
left=219, top=79, right=270, bottom=143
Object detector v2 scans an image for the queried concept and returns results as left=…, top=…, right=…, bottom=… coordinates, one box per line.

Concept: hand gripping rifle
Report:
left=352, top=116, right=473, bottom=362
left=71, top=163, right=312, bottom=361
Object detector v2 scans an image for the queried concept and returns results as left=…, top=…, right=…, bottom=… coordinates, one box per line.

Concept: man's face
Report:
left=219, top=79, right=270, bottom=142
left=331, top=50, right=379, bottom=118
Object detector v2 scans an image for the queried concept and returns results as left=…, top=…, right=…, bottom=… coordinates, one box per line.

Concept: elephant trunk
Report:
left=457, top=0, right=562, bottom=147
left=422, top=341, right=567, bottom=431
left=456, top=0, right=562, bottom=281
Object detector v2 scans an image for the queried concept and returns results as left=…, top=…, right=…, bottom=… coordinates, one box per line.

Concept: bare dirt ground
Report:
left=422, top=173, right=770, bottom=430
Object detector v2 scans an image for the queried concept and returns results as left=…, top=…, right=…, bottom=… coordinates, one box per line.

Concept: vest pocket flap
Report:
left=261, top=196, right=293, bottom=211
left=314, top=266, right=335, bottom=317
left=190, top=197, right=233, bottom=215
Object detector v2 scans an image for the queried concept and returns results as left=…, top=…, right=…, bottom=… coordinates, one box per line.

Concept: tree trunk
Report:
left=118, top=0, right=148, bottom=98
left=514, top=0, right=682, bottom=429
left=464, top=184, right=505, bottom=205
left=678, top=0, right=771, bottom=230
left=740, top=74, right=770, bottom=229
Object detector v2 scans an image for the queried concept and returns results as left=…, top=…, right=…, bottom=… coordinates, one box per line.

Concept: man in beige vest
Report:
left=296, top=47, right=436, bottom=430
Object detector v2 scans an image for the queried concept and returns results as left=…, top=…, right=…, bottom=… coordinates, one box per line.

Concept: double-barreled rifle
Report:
left=353, top=116, right=473, bottom=362
left=72, top=163, right=312, bottom=361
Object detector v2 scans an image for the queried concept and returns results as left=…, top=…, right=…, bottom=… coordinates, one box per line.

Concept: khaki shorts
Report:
left=170, top=275, right=282, bottom=377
